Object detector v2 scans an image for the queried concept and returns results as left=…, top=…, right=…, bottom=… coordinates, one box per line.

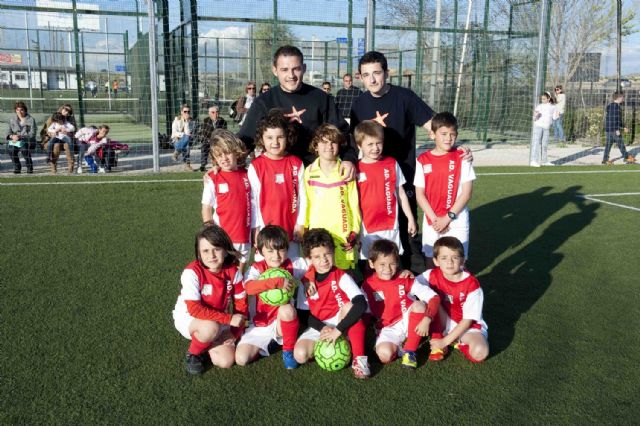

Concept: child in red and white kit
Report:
left=172, top=223, right=248, bottom=375
left=362, top=239, right=440, bottom=369
left=294, top=228, right=370, bottom=379
left=354, top=120, right=417, bottom=273
left=248, top=110, right=306, bottom=261
left=235, top=225, right=308, bottom=369
left=417, top=236, right=489, bottom=363
left=414, top=112, right=475, bottom=268
left=202, top=130, right=251, bottom=272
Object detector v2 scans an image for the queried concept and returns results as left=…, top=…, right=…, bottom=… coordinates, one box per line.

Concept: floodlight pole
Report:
left=616, top=0, right=621, bottom=92
left=147, top=0, right=160, bottom=173
left=71, top=0, right=85, bottom=126
left=531, top=0, right=550, bottom=163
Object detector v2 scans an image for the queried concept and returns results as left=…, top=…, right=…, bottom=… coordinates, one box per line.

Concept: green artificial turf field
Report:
left=1, top=167, right=639, bottom=424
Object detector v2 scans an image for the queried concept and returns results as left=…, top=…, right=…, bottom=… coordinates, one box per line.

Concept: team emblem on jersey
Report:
left=358, top=172, right=367, bottom=182
left=459, top=292, right=466, bottom=302
left=275, top=173, right=285, bottom=184
left=202, top=284, right=213, bottom=296
left=423, top=164, right=432, bottom=174
left=218, top=183, right=229, bottom=193
left=373, top=291, right=384, bottom=301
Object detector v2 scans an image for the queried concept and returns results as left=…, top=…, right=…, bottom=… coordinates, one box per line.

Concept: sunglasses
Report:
left=182, top=110, right=190, bottom=113
left=247, top=86, right=256, bottom=90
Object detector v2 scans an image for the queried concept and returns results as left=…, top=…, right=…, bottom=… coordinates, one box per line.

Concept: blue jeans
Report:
left=553, top=114, right=564, bottom=142
left=603, top=132, right=629, bottom=161
left=530, top=125, right=549, bottom=164
left=173, top=135, right=191, bottom=162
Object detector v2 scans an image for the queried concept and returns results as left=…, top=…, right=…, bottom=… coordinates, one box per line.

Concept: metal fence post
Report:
left=148, top=0, right=160, bottom=173
left=71, top=0, right=85, bottom=126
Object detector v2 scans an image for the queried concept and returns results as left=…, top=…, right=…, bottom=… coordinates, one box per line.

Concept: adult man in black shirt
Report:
left=350, top=51, right=471, bottom=271
left=238, top=45, right=356, bottom=178
left=197, top=105, right=228, bottom=171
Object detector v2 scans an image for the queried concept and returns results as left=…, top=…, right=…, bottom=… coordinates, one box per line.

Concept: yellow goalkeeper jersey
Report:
left=304, top=158, right=361, bottom=270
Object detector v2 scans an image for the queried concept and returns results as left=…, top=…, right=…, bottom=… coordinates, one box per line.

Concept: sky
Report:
left=0, top=0, right=639, bottom=77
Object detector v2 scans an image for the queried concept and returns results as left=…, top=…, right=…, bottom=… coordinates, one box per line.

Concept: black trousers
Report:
left=9, top=144, right=33, bottom=172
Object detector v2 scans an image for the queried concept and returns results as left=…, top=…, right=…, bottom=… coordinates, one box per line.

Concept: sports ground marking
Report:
left=1, top=169, right=638, bottom=187
left=579, top=192, right=640, bottom=212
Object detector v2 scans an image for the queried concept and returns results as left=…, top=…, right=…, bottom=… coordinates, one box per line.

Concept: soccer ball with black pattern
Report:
left=258, top=268, right=297, bottom=306
left=314, top=336, right=352, bottom=372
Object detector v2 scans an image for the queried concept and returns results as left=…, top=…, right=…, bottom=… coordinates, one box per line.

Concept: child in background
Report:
left=294, top=229, right=370, bottom=379
left=530, top=91, right=557, bottom=167
left=75, top=125, right=109, bottom=173
left=602, top=91, right=635, bottom=165
left=47, top=112, right=76, bottom=174
left=414, top=112, right=475, bottom=268
left=417, top=236, right=489, bottom=363
left=201, top=130, right=251, bottom=272
left=172, top=223, right=248, bottom=375
left=355, top=121, right=416, bottom=274
left=248, top=110, right=306, bottom=260
left=303, top=124, right=360, bottom=271
left=362, top=239, right=440, bottom=369
left=235, top=225, right=308, bottom=369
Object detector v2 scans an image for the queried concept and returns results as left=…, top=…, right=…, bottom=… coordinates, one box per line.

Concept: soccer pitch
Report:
left=2, top=166, right=639, bottom=424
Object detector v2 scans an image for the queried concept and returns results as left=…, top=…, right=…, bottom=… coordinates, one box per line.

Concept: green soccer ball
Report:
left=314, top=336, right=352, bottom=372
left=258, top=268, right=297, bottom=306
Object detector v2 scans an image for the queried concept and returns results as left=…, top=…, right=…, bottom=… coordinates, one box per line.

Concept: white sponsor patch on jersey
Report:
left=275, top=173, right=285, bottom=184
left=218, top=183, right=229, bottom=193
left=373, top=291, right=384, bottom=302
left=202, top=284, right=213, bottom=296
left=358, top=172, right=367, bottom=182
left=423, top=164, right=432, bottom=174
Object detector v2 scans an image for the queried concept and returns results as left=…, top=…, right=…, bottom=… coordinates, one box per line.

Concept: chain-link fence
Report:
left=1, top=0, right=634, bottom=175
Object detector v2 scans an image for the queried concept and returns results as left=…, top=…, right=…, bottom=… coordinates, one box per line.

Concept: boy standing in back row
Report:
left=414, top=112, right=475, bottom=268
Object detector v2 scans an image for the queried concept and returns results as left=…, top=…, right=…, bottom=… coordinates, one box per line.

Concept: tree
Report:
left=546, top=0, right=636, bottom=86
left=252, top=22, right=295, bottom=84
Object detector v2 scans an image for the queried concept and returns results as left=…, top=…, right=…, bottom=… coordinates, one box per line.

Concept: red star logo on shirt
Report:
left=371, top=111, right=389, bottom=127
left=284, top=106, right=307, bottom=124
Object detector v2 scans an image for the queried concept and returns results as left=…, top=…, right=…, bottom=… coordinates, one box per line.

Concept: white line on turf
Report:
left=0, top=179, right=203, bottom=187
left=478, top=170, right=640, bottom=176
left=580, top=195, right=640, bottom=212
left=581, top=192, right=640, bottom=197
left=1, top=169, right=639, bottom=187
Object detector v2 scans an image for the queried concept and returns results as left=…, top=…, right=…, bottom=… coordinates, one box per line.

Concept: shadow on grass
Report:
left=469, top=185, right=599, bottom=357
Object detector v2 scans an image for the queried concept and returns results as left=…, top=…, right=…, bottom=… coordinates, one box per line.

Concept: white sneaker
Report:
left=98, top=167, right=106, bottom=174
left=543, top=162, right=554, bottom=166
left=351, top=356, right=370, bottom=379
left=529, top=162, right=541, bottom=167
left=77, top=166, right=83, bottom=174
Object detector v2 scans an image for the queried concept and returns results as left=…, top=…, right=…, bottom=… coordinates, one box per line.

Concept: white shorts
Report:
left=173, top=311, right=230, bottom=340
left=421, top=217, right=469, bottom=258
left=297, top=312, right=341, bottom=342
left=359, top=228, right=403, bottom=260
left=375, top=310, right=411, bottom=348
left=440, top=312, right=489, bottom=340
left=238, top=321, right=282, bottom=356
left=234, top=242, right=251, bottom=263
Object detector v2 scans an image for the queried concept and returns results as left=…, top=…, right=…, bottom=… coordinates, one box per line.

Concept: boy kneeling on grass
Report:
left=418, top=236, right=489, bottom=363
left=294, top=228, right=371, bottom=379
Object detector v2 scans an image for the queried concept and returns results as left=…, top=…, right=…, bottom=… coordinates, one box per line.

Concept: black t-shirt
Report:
left=237, top=83, right=354, bottom=165
left=350, top=85, right=434, bottom=182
